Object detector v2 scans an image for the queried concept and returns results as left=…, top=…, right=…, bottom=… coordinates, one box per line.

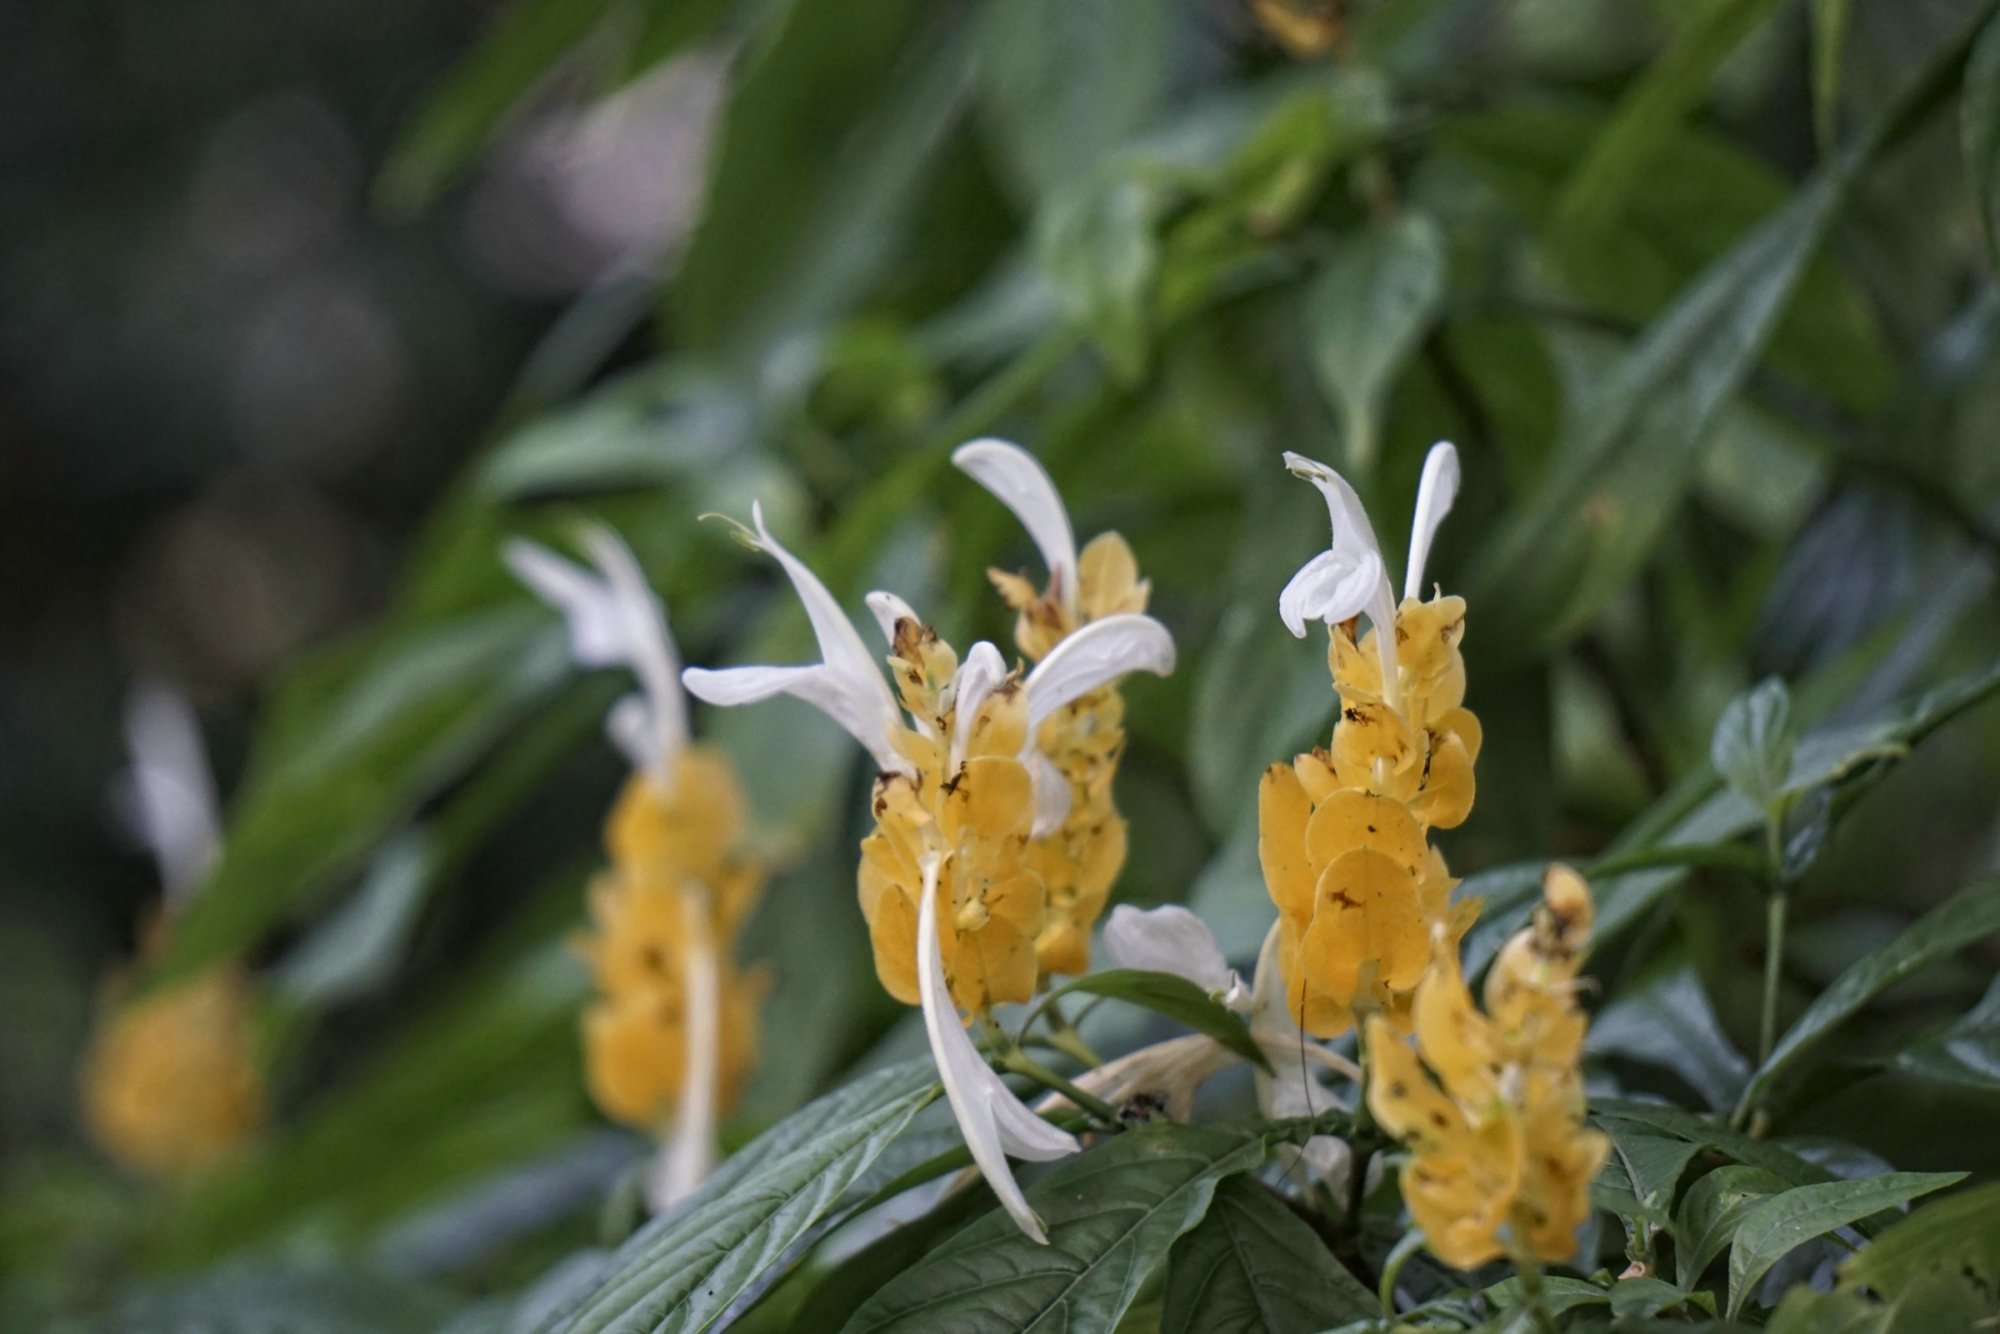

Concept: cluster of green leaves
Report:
left=10, top=0, right=2000, bottom=1330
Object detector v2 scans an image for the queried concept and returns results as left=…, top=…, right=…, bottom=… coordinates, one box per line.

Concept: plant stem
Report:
left=1758, top=817, right=1790, bottom=1067
left=984, top=1021, right=1119, bottom=1124
left=1510, top=1247, right=1561, bottom=1334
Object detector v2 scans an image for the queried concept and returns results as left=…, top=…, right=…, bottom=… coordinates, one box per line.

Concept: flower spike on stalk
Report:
left=510, top=523, right=766, bottom=1211
left=684, top=505, right=1174, bottom=1240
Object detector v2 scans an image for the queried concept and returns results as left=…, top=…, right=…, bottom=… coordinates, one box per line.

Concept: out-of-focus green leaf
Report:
left=549, top=1061, right=939, bottom=1334
left=1814, top=0, right=1853, bottom=152
left=1160, top=1176, right=1374, bottom=1334
left=1892, top=976, right=2000, bottom=1091
left=1046, top=969, right=1267, bottom=1070
left=1739, top=875, right=2000, bottom=1118
left=1036, top=176, right=1161, bottom=383
left=476, top=368, right=750, bottom=500
left=1484, top=1274, right=1611, bottom=1317
left=1710, top=677, right=1796, bottom=813
left=1554, top=0, right=1787, bottom=233
left=1306, top=212, right=1446, bottom=472
left=1965, top=11, right=2000, bottom=266
left=377, top=0, right=622, bottom=215
left=842, top=1121, right=1271, bottom=1333
left=1188, top=604, right=1328, bottom=836
left=79, top=1262, right=459, bottom=1334
left=975, top=0, right=1173, bottom=202
left=1591, top=965, right=1751, bottom=1113
left=1727, top=1172, right=1964, bottom=1316
left=1676, top=1165, right=1791, bottom=1287
left=1766, top=1286, right=1898, bottom=1334
left=151, top=611, right=568, bottom=986
left=1840, top=1181, right=2000, bottom=1310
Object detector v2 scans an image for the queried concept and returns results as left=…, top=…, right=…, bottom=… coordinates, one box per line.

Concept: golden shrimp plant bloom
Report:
left=682, top=485, right=1174, bottom=1242
left=1260, top=444, right=1481, bottom=1037
left=1366, top=865, right=1610, bottom=1270
left=955, top=439, right=1152, bottom=976
left=510, top=525, right=766, bottom=1209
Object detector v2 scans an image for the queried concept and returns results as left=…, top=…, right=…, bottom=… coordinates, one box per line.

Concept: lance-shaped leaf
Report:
left=842, top=1121, right=1273, bottom=1333
left=1045, top=968, right=1267, bottom=1070
left=1306, top=212, right=1445, bottom=472
left=1726, top=1172, right=1965, bottom=1317
left=1676, top=1165, right=1792, bottom=1288
left=547, top=1060, right=940, bottom=1334
left=1161, top=1176, right=1375, bottom=1334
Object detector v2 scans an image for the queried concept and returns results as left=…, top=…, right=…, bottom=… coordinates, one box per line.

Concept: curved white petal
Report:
left=648, top=895, right=721, bottom=1213
left=1277, top=547, right=1385, bottom=639
left=122, top=680, right=221, bottom=905
left=952, top=439, right=1078, bottom=609
left=683, top=664, right=911, bottom=775
left=749, top=503, right=902, bottom=740
left=1102, top=905, right=1242, bottom=1004
left=1023, top=614, right=1175, bottom=733
left=605, top=694, right=657, bottom=776
left=507, top=527, right=688, bottom=780
left=917, top=853, right=1077, bottom=1244
left=1404, top=441, right=1461, bottom=600
left=1282, top=451, right=1382, bottom=564
left=864, top=590, right=922, bottom=647
left=1029, top=751, right=1072, bottom=838
left=949, top=641, right=1008, bottom=771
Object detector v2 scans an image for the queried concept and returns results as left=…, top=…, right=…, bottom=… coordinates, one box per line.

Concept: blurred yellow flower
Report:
left=1366, top=865, right=1609, bottom=1270
left=1261, top=445, right=1481, bottom=1036
left=81, top=966, right=264, bottom=1179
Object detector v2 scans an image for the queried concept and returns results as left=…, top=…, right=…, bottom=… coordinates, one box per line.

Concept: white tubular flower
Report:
left=649, top=891, right=722, bottom=1212
left=121, top=679, right=222, bottom=906
left=952, top=438, right=1078, bottom=616
left=917, top=852, right=1079, bottom=1244
left=1102, top=904, right=1248, bottom=1011
left=1280, top=444, right=1461, bottom=699
left=506, top=523, right=689, bottom=785
left=680, top=504, right=911, bottom=777
left=1019, top=613, right=1175, bottom=833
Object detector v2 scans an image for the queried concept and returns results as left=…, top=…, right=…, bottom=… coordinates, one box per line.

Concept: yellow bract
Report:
left=80, top=965, right=264, bottom=1178
left=860, top=620, right=1046, bottom=1012
left=578, top=747, right=766, bottom=1132
left=1365, top=865, right=1610, bottom=1270
left=990, top=531, right=1150, bottom=976
left=1261, top=595, right=1482, bottom=1036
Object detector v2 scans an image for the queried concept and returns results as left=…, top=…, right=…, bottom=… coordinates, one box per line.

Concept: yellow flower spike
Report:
left=81, top=966, right=265, bottom=1179
left=1368, top=867, right=1607, bottom=1271
left=952, top=438, right=1160, bottom=977
left=511, top=527, right=769, bottom=1210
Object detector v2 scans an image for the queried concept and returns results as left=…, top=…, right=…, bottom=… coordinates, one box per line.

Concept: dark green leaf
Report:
left=1892, top=976, right=2000, bottom=1091
left=1592, top=1125, right=1707, bottom=1231
left=1050, top=969, right=1269, bottom=1070
left=1485, top=1274, right=1611, bottom=1317
left=842, top=1122, right=1273, bottom=1333
left=89, top=1262, right=458, bottom=1334
left=1766, top=1286, right=1897, bottom=1334
left=550, top=1060, right=940, bottom=1334
left=1591, top=964, right=1752, bottom=1113
left=1966, top=12, right=2000, bottom=266
left=1727, top=1172, right=1965, bottom=1316
left=1188, top=602, right=1330, bottom=837
left=1306, top=212, right=1446, bottom=471
left=1813, top=0, right=1853, bottom=151
left=1740, top=875, right=2000, bottom=1118
left=1035, top=176, right=1161, bottom=382
left=1710, top=677, right=1796, bottom=813
left=1160, top=1176, right=1374, bottom=1334
left=1676, top=1166, right=1791, bottom=1287
left=1840, top=1181, right=2000, bottom=1309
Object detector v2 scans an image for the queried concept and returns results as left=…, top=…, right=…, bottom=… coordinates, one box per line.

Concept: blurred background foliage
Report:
left=3, top=0, right=1999, bottom=1325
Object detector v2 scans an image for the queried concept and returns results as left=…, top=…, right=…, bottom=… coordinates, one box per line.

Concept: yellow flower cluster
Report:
left=1259, top=595, right=1483, bottom=1037
left=1366, top=866, right=1610, bottom=1269
left=991, top=531, right=1151, bottom=977
left=860, top=619, right=1045, bottom=1013
left=80, top=964, right=264, bottom=1178
left=578, top=748, right=765, bottom=1132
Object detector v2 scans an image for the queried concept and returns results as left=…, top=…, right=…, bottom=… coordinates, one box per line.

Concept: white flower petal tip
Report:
left=505, top=527, right=687, bottom=780
left=121, top=680, right=221, bottom=904
left=1278, top=547, right=1386, bottom=638
left=952, top=438, right=1078, bottom=599
left=1404, top=441, right=1461, bottom=600
left=916, top=854, right=1077, bottom=1244
left=1101, top=905, right=1244, bottom=1006
left=1022, top=614, right=1176, bottom=731
left=949, top=642, right=1009, bottom=770
left=865, top=591, right=921, bottom=646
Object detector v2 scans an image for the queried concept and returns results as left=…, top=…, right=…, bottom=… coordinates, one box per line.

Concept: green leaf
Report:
left=1739, top=875, right=2000, bottom=1118
left=1048, top=969, right=1269, bottom=1070
left=842, top=1121, right=1272, bottom=1333
left=1187, top=602, right=1330, bottom=837
left=1306, top=212, right=1446, bottom=471
left=1590, top=964, right=1751, bottom=1113
left=1592, top=1124, right=1707, bottom=1232
left=1766, top=1286, right=1898, bottom=1334
left=1553, top=0, right=1787, bottom=232
left=1892, top=976, right=2000, bottom=1091
left=1840, top=1181, right=2000, bottom=1309
left=1035, top=176, right=1161, bottom=383
left=1484, top=1274, right=1611, bottom=1317
left=1967, top=12, right=2000, bottom=266
left=89, top=1262, right=459, bottom=1334
left=1675, top=1166, right=1791, bottom=1287
left=1727, top=1172, right=1966, bottom=1316
left=1160, top=1176, right=1375, bottom=1334
left=550, top=1060, right=940, bottom=1334
left=1813, top=0, right=1852, bottom=152
left=1710, top=677, right=1796, bottom=813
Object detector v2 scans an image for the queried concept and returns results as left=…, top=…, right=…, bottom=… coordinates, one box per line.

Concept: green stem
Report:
left=1758, top=818, right=1790, bottom=1068
left=1000, top=1050, right=1119, bottom=1124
